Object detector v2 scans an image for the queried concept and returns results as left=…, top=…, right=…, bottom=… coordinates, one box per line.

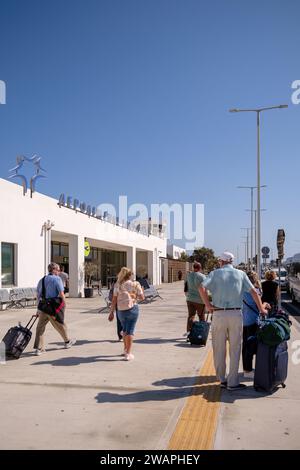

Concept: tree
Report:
left=179, top=252, right=189, bottom=261
left=190, top=247, right=218, bottom=272
left=84, top=261, right=98, bottom=287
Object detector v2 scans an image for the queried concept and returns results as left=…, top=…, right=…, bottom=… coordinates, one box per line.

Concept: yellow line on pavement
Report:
left=168, top=348, right=220, bottom=450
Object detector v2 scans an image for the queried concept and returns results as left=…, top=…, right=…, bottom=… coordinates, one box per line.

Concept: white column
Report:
left=163, top=259, right=168, bottom=283
left=69, top=235, right=85, bottom=297
left=154, top=248, right=159, bottom=285
left=43, top=223, right=53, bottom=275
left=0, top=242, right=2, bottom=288
left=147, top=250, right=155, bottom=285
left=127, top=246, right=136, bottom=276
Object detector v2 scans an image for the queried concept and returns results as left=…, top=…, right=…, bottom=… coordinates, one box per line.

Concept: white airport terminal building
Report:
left=0, top=178, right=167, bottom=297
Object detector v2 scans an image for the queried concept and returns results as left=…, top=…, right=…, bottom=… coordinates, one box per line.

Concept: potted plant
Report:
left=84, top=261, right=98, bottom=298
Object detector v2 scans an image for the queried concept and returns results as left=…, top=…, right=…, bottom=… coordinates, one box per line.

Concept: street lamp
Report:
left=238, top=185, right=266, bottom=269
left=245, top=208, right=266, bottom=265
left=241, top=227, right=250, bottom=269
left=230, top=104, right=288, bottom=278
left=241, top=240, right=248, bottom=266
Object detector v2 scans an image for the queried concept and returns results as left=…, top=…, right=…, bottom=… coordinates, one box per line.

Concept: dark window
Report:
left=52, top=242, right=60, bottom=258
left=1, top=242, right=15, bottom=286
left=60, top=244, right=69, bottom=257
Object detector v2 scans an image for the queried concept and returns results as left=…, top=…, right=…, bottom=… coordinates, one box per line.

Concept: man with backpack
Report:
left=33, top=263, right=76, bottom=356
left=184, top=262, right=206, bottom=336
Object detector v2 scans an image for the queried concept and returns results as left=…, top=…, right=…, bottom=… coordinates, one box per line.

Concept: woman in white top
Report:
left=108, top=267, right=144, bottom=361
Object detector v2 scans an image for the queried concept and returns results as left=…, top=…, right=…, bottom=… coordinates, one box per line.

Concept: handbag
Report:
left=38, top=276, right=65, bottom=324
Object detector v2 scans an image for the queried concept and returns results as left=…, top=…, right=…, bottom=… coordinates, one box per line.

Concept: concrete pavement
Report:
left=0, top=282, right=299, bottom=450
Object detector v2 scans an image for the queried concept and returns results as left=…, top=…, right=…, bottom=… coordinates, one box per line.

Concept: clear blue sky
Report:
left=0, top=0, right=299, bottom=260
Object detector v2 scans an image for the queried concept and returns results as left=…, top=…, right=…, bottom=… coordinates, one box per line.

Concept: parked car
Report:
left=272, top=267, right=288, bottom=290
left=287, top=253, right=300, bottom=303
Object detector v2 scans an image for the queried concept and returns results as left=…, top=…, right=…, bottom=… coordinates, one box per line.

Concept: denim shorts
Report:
left=117, top=304, right=139, bottom=336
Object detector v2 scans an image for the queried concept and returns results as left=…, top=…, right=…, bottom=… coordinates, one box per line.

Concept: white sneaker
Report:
left=125, top=353, right=134, bottom=361
left=244, top=371, right=254, bottom=379
left=65, top=338, right=76, bottom=349
left=35, top=349, right=45, bottom=356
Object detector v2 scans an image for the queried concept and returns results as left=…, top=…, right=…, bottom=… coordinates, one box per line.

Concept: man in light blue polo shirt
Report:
left=199, top=251, right=267, bottom=391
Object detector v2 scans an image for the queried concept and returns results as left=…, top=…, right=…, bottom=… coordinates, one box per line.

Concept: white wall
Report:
left=167, top=244, right=186, bottom=259
left=0, top=178, right=166, bottom=291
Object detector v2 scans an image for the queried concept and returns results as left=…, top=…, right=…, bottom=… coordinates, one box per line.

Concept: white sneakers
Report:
left=244, top=370, right=254, bottom=379
left=125, top=353, right=134, bottom=361
left=34, top=349, right=45, bottom=356
left=35, top=339, right=76, bottom=356
left=65, top=338, right=77, bottom=349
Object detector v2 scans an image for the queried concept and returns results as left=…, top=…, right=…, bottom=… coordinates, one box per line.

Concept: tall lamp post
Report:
left=245, top=208, right=266, bottom=266
left=230, top=104, right=288, bottom=278
left=238, top=185, right=266, bottom=269
left=241, top=227, right=250, bottom=269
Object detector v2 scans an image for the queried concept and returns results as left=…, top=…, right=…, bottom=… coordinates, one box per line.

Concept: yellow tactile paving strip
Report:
left=168, top=348, right=220, bottom=450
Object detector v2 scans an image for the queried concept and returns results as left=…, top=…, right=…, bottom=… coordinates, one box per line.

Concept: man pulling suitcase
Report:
left=34, top=262, right=76, bottom=356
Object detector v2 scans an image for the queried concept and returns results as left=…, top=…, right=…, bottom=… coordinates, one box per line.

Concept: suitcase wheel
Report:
left=282, top=383, right=286, bottom=388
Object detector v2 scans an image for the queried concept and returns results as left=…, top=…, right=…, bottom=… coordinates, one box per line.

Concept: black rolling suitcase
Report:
left=188, top=314, right=211, bottom=346
left=254, top=340, right=288, bottom=392
left=2, top=314, right=38, bottom=359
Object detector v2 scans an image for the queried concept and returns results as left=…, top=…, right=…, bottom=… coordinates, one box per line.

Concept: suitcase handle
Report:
left=25, top=314, right=39, bottom=330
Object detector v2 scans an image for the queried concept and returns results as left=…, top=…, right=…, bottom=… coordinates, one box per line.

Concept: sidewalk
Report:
left=214, top=318, right=300, bottom=449
left=0, top=282, right=299, bottom=450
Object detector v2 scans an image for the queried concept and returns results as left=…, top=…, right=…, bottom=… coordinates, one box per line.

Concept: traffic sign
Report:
left=261, top=246, right=270, bottom=255
left=262, top=254, right=270, bottom=259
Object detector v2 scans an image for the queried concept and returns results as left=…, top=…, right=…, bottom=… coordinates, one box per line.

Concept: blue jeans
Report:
left=117, top=304, right=139, bottom=336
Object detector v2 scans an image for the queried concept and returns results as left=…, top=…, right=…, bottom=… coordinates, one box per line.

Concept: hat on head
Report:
left=218, top=251, right=235, bottom=262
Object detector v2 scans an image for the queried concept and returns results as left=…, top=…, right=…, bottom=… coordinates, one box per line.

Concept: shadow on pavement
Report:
left=32, top=355, right=124, bottom=366
left=220, top=386, right=278, bottom=403
left=174, top=342, right=206, bottom=348
left=80, top=308, right=107, bottom=314
left=95, top=375, right=220, bottom=404
left=134, top=337, right=182, bottom=345
left=153, top=376, right=216, bottom=387
left=48, top=339, right=119, bottom=346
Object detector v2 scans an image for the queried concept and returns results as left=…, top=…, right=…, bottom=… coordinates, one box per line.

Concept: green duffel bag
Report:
left=257, top=317, right=291, bottom=347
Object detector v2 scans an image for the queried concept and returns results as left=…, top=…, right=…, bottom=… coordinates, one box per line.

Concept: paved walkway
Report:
left=0, top=282, right=299, bottom=450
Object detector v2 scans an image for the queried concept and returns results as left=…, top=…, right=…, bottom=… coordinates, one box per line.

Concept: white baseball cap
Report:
left=218, top=251, right=235, bottom=262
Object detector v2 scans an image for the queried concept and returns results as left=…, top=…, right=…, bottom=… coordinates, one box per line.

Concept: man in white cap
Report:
left=199, top=251, right=267, bottom=391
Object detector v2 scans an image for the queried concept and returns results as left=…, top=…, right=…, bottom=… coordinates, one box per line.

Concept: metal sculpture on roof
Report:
left=8, top=154, right=46, bottom=197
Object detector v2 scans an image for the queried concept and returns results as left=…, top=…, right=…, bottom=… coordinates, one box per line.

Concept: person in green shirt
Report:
left=184, top=262, right=206, bottom=335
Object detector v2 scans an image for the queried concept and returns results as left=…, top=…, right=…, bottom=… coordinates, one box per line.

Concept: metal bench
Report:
left=1, top=287, right=38, bottom=310
left=8, top=288, right=26, bottom=309
left=141, top=285, right=163, bottom=303
left=98, top=288, right=112, bottom=312
left=23, top=287, right=38, bottom=307
left=0, top=289, right=10, bottom=310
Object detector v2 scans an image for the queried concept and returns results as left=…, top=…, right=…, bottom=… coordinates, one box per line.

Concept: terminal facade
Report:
left=0, top=178, right=167, bottom=296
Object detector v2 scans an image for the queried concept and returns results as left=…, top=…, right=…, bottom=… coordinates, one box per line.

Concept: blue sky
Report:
left=0, top=0, right=299, bottom=260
